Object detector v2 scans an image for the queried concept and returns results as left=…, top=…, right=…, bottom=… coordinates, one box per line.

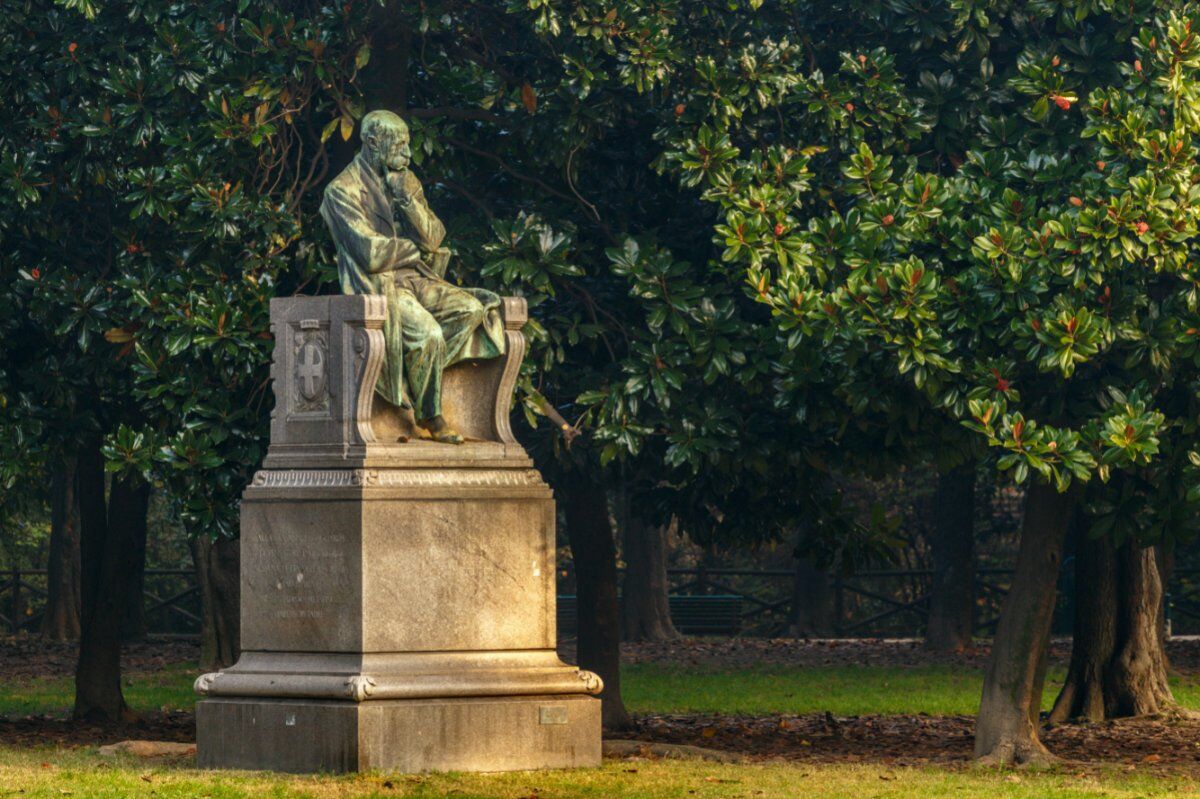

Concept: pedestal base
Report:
left=196, top=694, right=601, bottom=773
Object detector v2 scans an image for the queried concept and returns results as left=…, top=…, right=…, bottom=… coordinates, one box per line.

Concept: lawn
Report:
left=6, top=662, right=1200, bottom=718
left=0, top=748, right=1194, bottom=799
left=5, top=659, right=1200, bottom=798
left=0, top=663, right=197, bottom=717
left=626, top=664, right=1200, bottom=716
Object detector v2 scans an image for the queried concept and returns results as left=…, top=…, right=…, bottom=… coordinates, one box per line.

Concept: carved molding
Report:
left=577, top=669, right=604, bottom=696
left=344, top=301, right=386, bottom=446
left=494, top=297, right=528, bottom=446
left=194, top=672, right=219, bottom=695
left=344, top=675, right=377, bottom=702
left=251, top=468, right=543, bottom=489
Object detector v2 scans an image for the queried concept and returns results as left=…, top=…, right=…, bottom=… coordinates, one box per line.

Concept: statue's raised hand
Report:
left=386, top=170, right=413, bottom=209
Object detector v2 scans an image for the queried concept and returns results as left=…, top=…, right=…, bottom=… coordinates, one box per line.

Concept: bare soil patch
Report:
left=625, top=712, right=1200, bottom=770
left=0, top=635, right=200, bottom=681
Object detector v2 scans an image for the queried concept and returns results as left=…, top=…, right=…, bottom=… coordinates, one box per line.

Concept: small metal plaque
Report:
left=539, top=705, right=568, bottom=725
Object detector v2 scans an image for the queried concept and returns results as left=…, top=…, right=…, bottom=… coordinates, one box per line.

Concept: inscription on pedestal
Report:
left=241, top=504, right=363, bottom=652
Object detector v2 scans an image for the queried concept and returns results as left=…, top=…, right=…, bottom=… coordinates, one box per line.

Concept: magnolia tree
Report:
left=645, top=0, right=1200, bottom=762
left=2, top=0, right=900, bottom=729
left=0, top=0, right=369, bottom=719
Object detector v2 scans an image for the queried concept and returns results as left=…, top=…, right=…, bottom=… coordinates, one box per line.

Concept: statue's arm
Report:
left=321, top=185, right=421, bottom=274
left=395, top=172, right=446, bottom=253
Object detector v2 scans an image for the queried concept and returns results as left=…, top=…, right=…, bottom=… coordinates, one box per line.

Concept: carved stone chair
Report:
left=262, top=293, right=530, bottom=469
left=371, top=297, right=527, bottom=445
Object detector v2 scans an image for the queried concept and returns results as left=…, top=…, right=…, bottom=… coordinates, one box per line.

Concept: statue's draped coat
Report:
left=319, top=154, right=503, bottom=416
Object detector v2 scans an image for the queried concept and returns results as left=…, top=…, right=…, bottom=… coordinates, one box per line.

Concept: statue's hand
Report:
left=386, top=170, right=412, bottom=208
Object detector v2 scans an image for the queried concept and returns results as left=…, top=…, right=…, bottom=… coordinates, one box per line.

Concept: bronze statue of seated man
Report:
left=319, top=110, right=504, bottom=444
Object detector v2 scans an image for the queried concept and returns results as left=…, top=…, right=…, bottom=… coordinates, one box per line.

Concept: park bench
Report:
left=556, top=594, right=743, bottom=637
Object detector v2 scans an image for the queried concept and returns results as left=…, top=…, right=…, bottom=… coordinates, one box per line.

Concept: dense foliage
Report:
left=6, top=0, right=1200, bottom=558
left=547, top=0, right=1200, bottom=546
left=0, top=1, right=371, bottom=535
left=0, top=0, right=896, bottom=566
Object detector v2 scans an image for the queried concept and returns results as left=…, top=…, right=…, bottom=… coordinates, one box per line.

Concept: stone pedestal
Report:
left=195, top=295, right=601, bottom=773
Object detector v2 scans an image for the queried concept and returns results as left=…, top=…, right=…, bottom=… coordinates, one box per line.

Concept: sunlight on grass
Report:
left=623, top=663, right=1200, bottom=717
left=0, top=748, right=1194, bottom=799
left=5, top=661, right=1200, bottom=720
left=623, top=663, right=1056, bottom=716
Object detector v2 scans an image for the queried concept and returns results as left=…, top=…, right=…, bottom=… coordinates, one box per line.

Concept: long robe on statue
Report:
left=319, top=154, right=504, bottom=419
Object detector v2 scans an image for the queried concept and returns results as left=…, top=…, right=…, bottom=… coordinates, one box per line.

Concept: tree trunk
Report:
left=365, top=3, right=411, bottom=112
left=621, top=515, right=679, bottom=642
left=1106, top=540, right=1175, bottom=717
left=925, top=463, right=976, bottom=652
left=119, top=487, right=149, bottom=643
left=191, top=536, right=241, bottom=672
left=1048, top=534, right=1117, bottom=723
left=790, top=554, right=835, bottom=638
left=562, top=478, right=632, bottom=730
left=974, top=481, right=1076, bottom=765
left=74, top=439, right=148, bottom=724
left=41, top=455, right=82, bottom=641
left=1049, top=534, right=1176, bottom=722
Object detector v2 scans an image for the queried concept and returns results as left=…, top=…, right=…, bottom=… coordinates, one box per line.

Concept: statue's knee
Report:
left=465, top=297, right=487, bottom=322
left=423, top=324, right=446, bottom=351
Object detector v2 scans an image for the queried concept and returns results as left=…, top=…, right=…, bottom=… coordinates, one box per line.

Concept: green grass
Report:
left=0, top=663, right=197, bottom=717
left=5, top=663, right=1200, bottom=797
left=623, top=663, right=1200, bottom=716
left=7, top=662, right=1200, bottom=719
left=624, top=663, right=994, bottom=716
left=0, top=748, right=1194, bottom=799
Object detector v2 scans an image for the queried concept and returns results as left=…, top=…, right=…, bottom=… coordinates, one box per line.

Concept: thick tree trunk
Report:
left=365, top=3, right=411, bottom=112
left=1049, top=534, right=1117, bottom=723
left=790, top=554, right=835, bottom=638
left=74, top=439, right=148, bottom=724
left=1106, top=540, right=1175, bottom=717
left=974, top=481, right=1076, bottom=765
left=191, top=536, right=241, bottom=672
left=925, top=463, right=976, bottom=652
left=621, top=515, right=679, bottom=642
left=41, top=455, right=82, bottom=641
left=562, top=478, right=632, bottom=731
left=119, top=488, right=149, bottom=643
left=1049, top=535, right=1176, bottom=722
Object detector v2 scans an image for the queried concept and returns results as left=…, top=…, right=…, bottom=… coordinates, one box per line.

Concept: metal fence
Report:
left=0, top=568, right=201, bottom=637
left=3, top=563, right=1198, bottom=639
left=660, top=566, right=1036, bottom=638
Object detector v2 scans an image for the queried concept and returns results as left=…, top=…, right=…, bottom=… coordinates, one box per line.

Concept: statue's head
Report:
left=360, top=110, right=412, bottom=174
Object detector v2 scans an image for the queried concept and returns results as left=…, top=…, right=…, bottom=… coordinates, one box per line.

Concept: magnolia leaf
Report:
left=320, top=117, right=338, bottom=143
left=104, top=328, right=134, bottom=344
left=521, top=82, right=537, bottom=114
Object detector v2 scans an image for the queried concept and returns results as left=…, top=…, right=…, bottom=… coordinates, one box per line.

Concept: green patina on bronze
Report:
left=320, top=110, right=504, bottom=443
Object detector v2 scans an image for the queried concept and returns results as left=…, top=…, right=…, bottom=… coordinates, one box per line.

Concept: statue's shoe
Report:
left=429, top=428, right=464, bottom=445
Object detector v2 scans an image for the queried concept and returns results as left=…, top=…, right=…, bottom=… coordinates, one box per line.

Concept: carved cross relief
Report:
left=292, top=319, right=330, bottom=417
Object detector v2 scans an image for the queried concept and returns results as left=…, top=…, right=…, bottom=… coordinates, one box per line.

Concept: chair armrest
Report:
left=494, top=297, right=528, bottom=445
